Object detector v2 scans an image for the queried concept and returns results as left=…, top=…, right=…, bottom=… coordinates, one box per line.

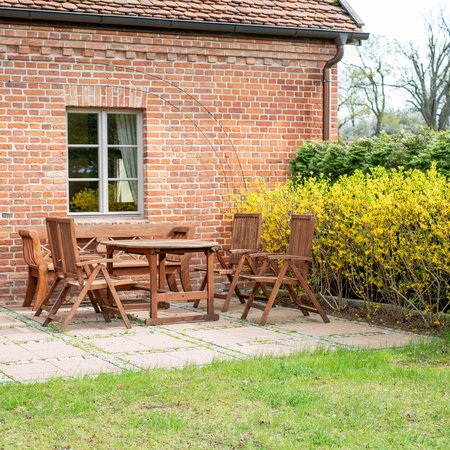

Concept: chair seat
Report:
left=240, top=273, right=299, bottom=285
left=111, top=259, right=149, bottom=269
left=193, top=265, right=234, bottom=275
left=68, top=276, right=135, bottom=290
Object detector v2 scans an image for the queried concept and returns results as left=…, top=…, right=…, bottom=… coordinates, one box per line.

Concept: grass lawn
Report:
left=0, top=337, right=448, bottom=449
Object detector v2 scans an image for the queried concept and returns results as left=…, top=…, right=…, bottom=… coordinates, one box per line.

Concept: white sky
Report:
left=347, top=0, right=448, bottom=42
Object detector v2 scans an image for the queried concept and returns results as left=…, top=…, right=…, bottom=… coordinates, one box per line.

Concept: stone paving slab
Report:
left=0, top=300, right=431, bottom=384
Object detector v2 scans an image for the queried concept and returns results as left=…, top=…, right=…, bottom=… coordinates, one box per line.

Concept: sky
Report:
left=347, top=0, right=448, bottom=42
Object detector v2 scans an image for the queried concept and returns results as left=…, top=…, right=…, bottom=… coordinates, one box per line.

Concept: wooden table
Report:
left=103, top=239, right=220, bottom=325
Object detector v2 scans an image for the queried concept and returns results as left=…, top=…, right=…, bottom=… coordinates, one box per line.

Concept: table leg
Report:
left=148, top=251, right=158, bottom=319
left=158, top=253, right=166, bottom=290
left=206, top=249, right=215, bottom=315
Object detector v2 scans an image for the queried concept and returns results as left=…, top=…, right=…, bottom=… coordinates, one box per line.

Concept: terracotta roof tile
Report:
left=0, top=0, right=363, bottom=31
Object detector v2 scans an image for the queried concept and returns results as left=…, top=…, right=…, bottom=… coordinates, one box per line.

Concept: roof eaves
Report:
left=337, top=0, right=365, bottom=28
left=0, top=7, right=369, bottom=43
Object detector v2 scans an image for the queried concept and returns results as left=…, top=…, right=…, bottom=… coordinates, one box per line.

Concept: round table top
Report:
left=100, top=239, right=220, bottom=250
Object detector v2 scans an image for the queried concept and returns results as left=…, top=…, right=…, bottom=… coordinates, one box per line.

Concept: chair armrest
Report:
left=249, top=252, right=273, bottom=258
left=76, top=258, right=123, bottom=267
left=229, top=248, right=256, bottom=254
left=267, top=254, right=312, bottom=262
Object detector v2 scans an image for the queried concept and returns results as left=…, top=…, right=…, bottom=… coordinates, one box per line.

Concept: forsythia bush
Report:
left=234, top=167, right=450, bottom=314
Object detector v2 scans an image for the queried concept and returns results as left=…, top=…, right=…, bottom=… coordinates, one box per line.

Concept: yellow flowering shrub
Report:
left=234, top=167, right=450, bottom=314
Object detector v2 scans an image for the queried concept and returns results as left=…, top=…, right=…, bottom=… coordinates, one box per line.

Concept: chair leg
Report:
left=193, top=273, right=208, bottom=308
left=88, top=291, right=101, bottom=313
left=286, top=285, right=310, bottom=317
left=166, top=273, right=179, bottom=292
left=91, top=290, right=111, bottom=322
left=259, top=263, right=289, bottom=326
left=290, top=264, right=329, bottom=323
left=179, top=267, right=192, bottom=292
left=35, top=277, right=61, bottom=315
left=32, top=267, right=49, bottom=312
left=22, top=271, right=37, bottom=307
left=101, top=267, right=131, bottom=329
left=222, top=256, right=247, bottom=312
left=241, top=282, right=261, bottom=319
left=60, top=266, right=103, bottom=331
left=42, top=284, right=70, bottom=327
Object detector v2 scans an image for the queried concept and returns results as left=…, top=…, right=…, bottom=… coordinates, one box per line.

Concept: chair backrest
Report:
left=287, top=214, right=315, bottom=271
left=46, top=217, right=83, bottom=283
left=166, top=226, right=195, bottom=262
left=46, top=217, right=65, bottom=275
left=18, top=229, right=46, bottom=271
left=167, top=226, right=195, bottom=240
left=230, top=213, right=262, bottom=264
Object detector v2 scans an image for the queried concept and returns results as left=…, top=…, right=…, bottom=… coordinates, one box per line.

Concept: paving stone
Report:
left=0, top=327, right=50, bottom=343
left=276, top=319, right=386, bottom=337
left=0, top=361, right=66, bottom=382
left=183, top=326, right=293, bottom=346
left=230, top=340, right=321, bottom=356
left=87, top=336, right=150, bottom=353
left=331, top=333, right=429, bottom=348
left=20, top=341, right=87, bottom=359
left=227, top=307, right=313, bottom=324
left=66, top=322, right=132, bottom=337
left=0, top=315, right=25, bottom=328
left=52, top=357, right=119, bottom=376
left=169, top=348, right=232, bottom=365
left=161, top=317, right=241, bottom=331
left=120, top=352, right=185, bottom=369
left=0, top=342, right=37, bottom=363
left=125, top=333, right=193, bottom=350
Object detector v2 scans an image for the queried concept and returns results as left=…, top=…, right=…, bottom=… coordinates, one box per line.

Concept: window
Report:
left=67, top=110, right=142, bottom=215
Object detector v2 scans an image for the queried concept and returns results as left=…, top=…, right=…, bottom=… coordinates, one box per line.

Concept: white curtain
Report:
left=116, top=114, right=138, bottom=203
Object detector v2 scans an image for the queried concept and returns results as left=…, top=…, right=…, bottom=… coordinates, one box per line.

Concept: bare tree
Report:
left=341, top=36, right=393, bottom=136
left=399, top=14, right=450, bottom=130
left=338, top=65, right=370, bottom=131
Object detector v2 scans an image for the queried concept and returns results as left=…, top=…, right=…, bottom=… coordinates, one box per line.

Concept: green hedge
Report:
left=289, top=130, right=450, bottom=183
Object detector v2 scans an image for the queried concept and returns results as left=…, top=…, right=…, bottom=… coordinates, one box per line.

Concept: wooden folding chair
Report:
left=240, top=214, right=330, bottom=326
left=18, top=229, right=56, bottom=310
left=194, top=213, right=265, bottom=311
left=41, top=217, right=135, bottom=331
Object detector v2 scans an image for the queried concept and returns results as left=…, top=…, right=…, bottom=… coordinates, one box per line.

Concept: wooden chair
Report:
left=41, top=217, right=135, bottom=331
left=194, top=213, right=264, bottom=311
left=18, top=229, right=55, bottom=310
left=239, top=214, right=330, bottom=326
left=165, top=226, right=195, bottom=292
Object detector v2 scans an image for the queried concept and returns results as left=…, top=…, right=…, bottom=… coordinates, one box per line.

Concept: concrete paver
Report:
left=277, top=319, right=388, bottom=337
left=0, top=342, right=38, bottom=363
left=0, top=299, right=431, bottom=384
left=0, top=360, right=67, bottom=382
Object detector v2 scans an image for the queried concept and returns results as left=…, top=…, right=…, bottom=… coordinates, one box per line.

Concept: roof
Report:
left=0, top=1, right=368, bottom=41
left=0, top=0, right=363, bottom=30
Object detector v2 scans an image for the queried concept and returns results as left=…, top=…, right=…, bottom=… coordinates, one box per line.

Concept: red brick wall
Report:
left=0, top=21, right=338, bottom=303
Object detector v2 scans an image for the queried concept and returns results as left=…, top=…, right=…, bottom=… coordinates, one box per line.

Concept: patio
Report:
left=0, top=298, right=427, bottom=384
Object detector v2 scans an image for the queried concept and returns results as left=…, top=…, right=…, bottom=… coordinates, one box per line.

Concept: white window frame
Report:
left=66, top=109, right=144, bottom=217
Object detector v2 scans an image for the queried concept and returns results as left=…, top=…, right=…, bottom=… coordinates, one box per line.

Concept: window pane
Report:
left=108, top=181, right=138, bottom=212
left=69, top=147, right=98, bottom=178
left=68, top=113, right=98, bottom=145
left=107, top=114, right=137, bottom=146
left=69, top=181, right=99, bottom=212
left=108, top=147, right=137, bottom=179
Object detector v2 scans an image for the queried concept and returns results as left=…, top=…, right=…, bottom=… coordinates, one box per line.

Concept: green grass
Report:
left=0, top=337, right=448, bottom=449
